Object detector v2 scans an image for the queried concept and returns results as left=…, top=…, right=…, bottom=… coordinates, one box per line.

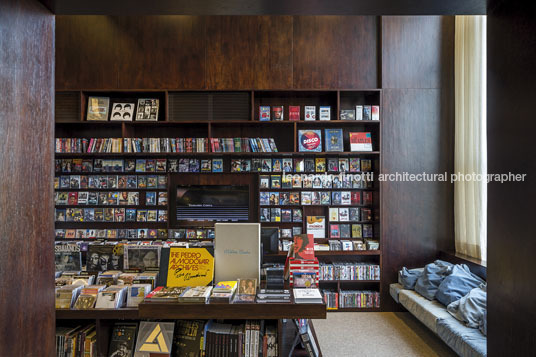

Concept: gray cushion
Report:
left=447, top=285, right=487, bottom=329
left=399, top=289, right=451, bottom=334
left=415, top=260, right=453, bottom=300
left=437, top=317, right=487, bottom=357
left=398, top=267, right=424, bottom=290
left=436, top=264, right=485, bottom=306
left=390, top=283, right=404, bottom=303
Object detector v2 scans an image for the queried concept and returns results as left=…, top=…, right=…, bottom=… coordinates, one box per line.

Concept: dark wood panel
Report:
left=117, top=16, right=206, bottom=89
left=40, top=0, right=487, bottom=16
left=293, top=16, right=378, bottom=89
left=381, top=88, right=454, bottom=311
left=488, top=2, right=536, bottom=355
left=0, top=0, right=55, bottom=356
left=381, top=16, right=454, bottom=89
left=56, top=16, right=119, bottom=89
left=206, top=16, right=293, bottom=89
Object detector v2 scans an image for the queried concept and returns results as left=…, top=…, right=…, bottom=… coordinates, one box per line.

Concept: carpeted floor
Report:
left=312, top=312, right=457, bottom=357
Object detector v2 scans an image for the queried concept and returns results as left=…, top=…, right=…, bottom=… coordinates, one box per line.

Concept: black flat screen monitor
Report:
left=175, top=185, right=249, bottom=223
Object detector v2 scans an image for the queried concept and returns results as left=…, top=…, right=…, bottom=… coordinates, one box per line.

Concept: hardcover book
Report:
left=259, top=106, right=271, bottom=121
left=167, top=248, right=214, bottom=287
left=134, top=321, right=175, bottom=357
left=319, top=106, right=331, bottom=121
left=86, top=96, right=110, bottom=121
left=135, top=99, right=159, bottom=121
left=306, top=216, right=326, bottom=239
left=325, top=128, right=344, bottom=152
left=110, top=102, right=135, bottom=121
left=349, top=132, right=373, bottom=152
left=304, top=106, right=316, bottom=121
left=289, top=106, right=300, bottom=121
left=214, top=223, right=261, bottom=283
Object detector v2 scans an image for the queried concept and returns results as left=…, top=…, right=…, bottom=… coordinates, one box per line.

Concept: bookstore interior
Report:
left=3, top=1, right=535, bottom=357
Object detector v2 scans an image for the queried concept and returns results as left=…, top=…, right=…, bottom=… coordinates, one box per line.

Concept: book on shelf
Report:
left=371, top=105, right=380, bottom=120
left=173, top=320, right=206, bottom=357
left=110, top=102, right=135, bottom=121
left=349, top=132, right=373, bottom=152
left=214, top=223, right=260, bottom=283
left=293, top=288, right=323, bottom=304
left=306, top=216, right=325, bottom=239
left=134, top=321, right=175, bottom=357
left=324, top=128, right=344, bottom=152
left=135, top=98, right=159, bottom=121
left=304, top=106, right=316, bottom=121
left=363, top=105, right=372, bottom=121
left=289, top=105, right=300, bottom=121
left=295, top=319, right=320, bottom=357
left=56, top=324, right=97, bottom=357
left=298, top=130, right=322, bottom=152
left=319, top=106, right=331, bottom=121
left=340, top=109, right=355, bottom=120
left=86, top=96, right=110, bottom=121
left=167, top=247, right=214, bottom=287
left=108, top=322, right=138, bottom=357
left=259, top=106, right=271, bottom=121
left=355, top=105, right=363, bottom=120
left=273, top=106, right=284, bottom=120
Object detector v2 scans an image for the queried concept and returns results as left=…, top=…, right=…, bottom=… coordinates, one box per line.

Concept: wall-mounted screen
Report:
left=175, top=185, right=249, bottom=223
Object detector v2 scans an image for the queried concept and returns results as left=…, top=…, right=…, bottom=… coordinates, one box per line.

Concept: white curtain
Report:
left=454, top=16, right=487, bottom=261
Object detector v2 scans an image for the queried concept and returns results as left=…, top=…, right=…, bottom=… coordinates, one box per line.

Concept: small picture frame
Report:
left=136, top=98, right=159, bottom=121
left=110, top=102, right=135, bottom=121
left=86, top=96, right=110, bottom=121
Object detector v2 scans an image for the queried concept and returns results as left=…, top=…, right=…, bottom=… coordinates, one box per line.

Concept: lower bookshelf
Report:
left=56, top=303, right=326, bottom=357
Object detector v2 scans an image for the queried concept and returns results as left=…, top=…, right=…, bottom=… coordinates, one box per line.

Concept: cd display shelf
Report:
left=55, top=89, right=383, bottom=312
left=56, top=302, right=326, bottom=357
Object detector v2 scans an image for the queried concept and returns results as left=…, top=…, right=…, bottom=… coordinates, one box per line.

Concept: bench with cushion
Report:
left=390, top=256, right=487, bottom=357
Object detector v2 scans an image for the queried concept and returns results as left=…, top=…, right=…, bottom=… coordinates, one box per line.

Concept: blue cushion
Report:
left=398, top=267, right=424, bottom=290
left=436, top=264, right=485, bottom=306
left=480, top=310, right=487, bottom=336
left=437, top=317, right=487, bottom=357
left=415, top=260, right=453, bottom=300
left=447, top=284, right=487, bottom=329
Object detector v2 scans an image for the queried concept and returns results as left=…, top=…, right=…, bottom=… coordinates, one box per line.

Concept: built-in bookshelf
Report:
left=55, top=89, right=382, bottom=312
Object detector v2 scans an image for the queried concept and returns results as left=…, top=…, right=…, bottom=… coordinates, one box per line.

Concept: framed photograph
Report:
left=135, top=98, right=159, bottom=121
left=110, top=102, right=135, bottom=121
left=86, top=96, right=110, bottom=121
